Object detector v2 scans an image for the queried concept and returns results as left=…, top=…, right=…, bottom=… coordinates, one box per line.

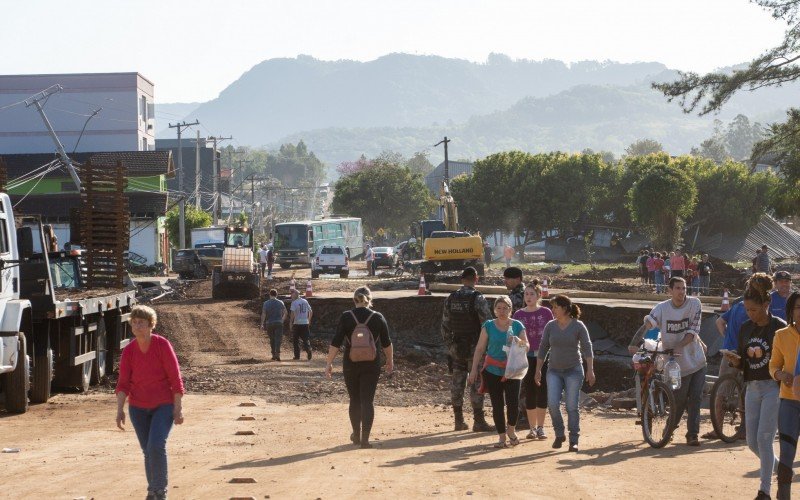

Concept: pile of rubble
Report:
left=135, top=278, right=191, bottom=303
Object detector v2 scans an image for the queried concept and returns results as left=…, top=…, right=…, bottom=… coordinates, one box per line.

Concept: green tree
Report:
left=406, top=151, right=435, bottom=176
left=653, top=1, right=800, bottom=183
left=627, top=160, right=697, bottom=249
left=331, top=161, right=435, bottom=235
left=165, top=205, right=213, bottom=249
left=691, top=137, right=730, bottom=164
left=624, top=139, right=663, bottom=157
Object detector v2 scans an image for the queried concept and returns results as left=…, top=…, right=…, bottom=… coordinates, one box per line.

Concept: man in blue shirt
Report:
left=261, top=288, right=287, bottom=361
left=770, top=271, right=793, bottom=321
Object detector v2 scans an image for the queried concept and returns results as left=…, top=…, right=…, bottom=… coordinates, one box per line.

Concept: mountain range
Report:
left=156, top=54, right=800, bottom=175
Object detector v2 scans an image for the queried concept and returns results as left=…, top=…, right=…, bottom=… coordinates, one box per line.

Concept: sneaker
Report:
left=536, top=426, right=547, bottom=440
left=755, top=490, right=770, bottom=500
left=686, top=436, right=700, bottom=447
left=552, top=436, right=566, bottom=449
left=525, top=430, right=536, bottom=440
left=569, top=443, right=579, bottom=452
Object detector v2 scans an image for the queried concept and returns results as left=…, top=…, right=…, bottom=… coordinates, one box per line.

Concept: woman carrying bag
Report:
left=468, top=296, right=528, bottom=448
left=326, top=286, right=393, bottom=449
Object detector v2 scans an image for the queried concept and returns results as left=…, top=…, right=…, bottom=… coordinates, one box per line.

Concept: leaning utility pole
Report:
left=169, top=120, right=199, bottom=249
left=206, top=135, right=232, bottom=225
left=24, top=85, right=82, bottom=191
left=434, top=136, right=451, bottom=183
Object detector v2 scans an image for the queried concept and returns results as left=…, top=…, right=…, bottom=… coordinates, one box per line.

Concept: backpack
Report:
left=347, top=310, right=377, bottom=362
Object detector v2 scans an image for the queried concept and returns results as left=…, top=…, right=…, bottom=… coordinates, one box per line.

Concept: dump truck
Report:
left=0, top=203, right=136, bottom=413
left=211, top=226, right=259, bottom=299
left=191, top=225, right=225, bottom=249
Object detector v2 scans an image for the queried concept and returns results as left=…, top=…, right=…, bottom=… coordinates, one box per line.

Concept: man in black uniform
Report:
left=504, top=266, right=525, bottom=313
left=441, top=267, right=494, bottom=431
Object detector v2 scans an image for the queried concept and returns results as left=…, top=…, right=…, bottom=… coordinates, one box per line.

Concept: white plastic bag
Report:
left=504, top=337, right=529, bottom=380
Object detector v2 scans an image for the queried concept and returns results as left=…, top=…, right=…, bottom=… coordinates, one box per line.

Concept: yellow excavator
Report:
left=412, top=181, right=484, bottom=277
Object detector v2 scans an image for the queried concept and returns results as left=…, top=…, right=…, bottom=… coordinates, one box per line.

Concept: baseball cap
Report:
left=773, top=270, right=792, bottom=281
left=503, top=267, right=523, bottom=279
left=461, top=267, right=477, bottom=279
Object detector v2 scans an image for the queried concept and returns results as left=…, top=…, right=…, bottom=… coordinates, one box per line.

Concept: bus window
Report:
left=275, top=225, right=308, bottom=249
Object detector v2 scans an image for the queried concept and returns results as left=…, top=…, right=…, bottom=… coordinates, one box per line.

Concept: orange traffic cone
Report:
left=418, top=275, right=427, bottom=295
left=305, top=280, right=313, bottom=298
left=541, top=278, right=550, bottom=298
left=721, top=288, right=730, bottom=312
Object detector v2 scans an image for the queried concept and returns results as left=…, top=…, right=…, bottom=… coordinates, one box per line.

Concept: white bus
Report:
left=274, top=217, right=363, bottom=268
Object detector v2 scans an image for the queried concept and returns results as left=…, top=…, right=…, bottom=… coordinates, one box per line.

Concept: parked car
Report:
left=311, top=244, right=349, bottom=278
left=394, top=240, right=408, bottom=259
left=372, top=246, right=398, bottom=268
left=174, top=247, right=223, bottom=279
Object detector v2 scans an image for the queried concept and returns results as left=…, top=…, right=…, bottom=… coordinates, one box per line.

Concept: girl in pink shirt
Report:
left=116, top=305, right=184, bottom=500
left=512, top=280, right=554, bottom=440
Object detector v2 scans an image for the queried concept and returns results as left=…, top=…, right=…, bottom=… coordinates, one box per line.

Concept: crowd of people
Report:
left=113, top=256, right=799, bottom=499
left=637, top=249, right=714, bottom=295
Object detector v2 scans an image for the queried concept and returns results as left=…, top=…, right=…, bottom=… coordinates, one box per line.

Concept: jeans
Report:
left=672, top=365, right=707, bottom=438
left=292, top=324, right=311, bottom=359
left=745, top=379, right=779, bottom=494
left=778, top=399, right=800, bottom=489
left=547, top=364, right=584, bottom=444
left=654, top=271, right=665, bottom=293
left=699, top=275, right=710, bottom=295
left=266, top=322, right=283, bottom=359
left=129, top=404, right=174, bottom=495
left=483, top=370, right=520, bottom=434
left=690, top=277, right=700, bottom=296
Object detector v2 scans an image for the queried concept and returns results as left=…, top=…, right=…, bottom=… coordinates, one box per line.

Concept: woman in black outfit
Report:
left=326, top=286, right=394, bottom=448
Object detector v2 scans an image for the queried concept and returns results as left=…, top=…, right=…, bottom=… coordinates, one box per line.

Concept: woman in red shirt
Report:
left=116, top=305, right=185, bottom=500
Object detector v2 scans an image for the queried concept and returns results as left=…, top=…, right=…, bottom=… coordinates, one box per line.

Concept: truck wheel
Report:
left=475, top=263, right=485, bottom=276
left=194, top=265, right=207, bottom=279
left=3, top=333, right=30, bottom=413
left=91, top=320, right=107, bottom=385
left=311, top=270, right=320, bottom=279
left=279, top=263, right=291, bottom=269
left=71, top=360, right=92, bottom=393
left=30, top=347, right=53, bottom=404
left=339, top=271, right=349, bottom=279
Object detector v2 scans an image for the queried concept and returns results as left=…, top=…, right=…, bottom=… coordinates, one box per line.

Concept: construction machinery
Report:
left=412, top=182, right=484, bottom=277
left=211, top=226, right=259, bottom=299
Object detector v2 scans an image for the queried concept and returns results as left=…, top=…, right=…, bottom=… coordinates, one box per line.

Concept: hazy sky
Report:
left=0, top=0, right=788, bottom=103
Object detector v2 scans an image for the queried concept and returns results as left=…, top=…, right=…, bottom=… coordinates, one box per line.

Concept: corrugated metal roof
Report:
left=692, top=214, right=800, bottom=260
left=0, top=151, right=174, bottom=178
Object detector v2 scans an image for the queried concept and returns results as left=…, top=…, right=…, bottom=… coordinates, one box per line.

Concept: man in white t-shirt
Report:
left=365, top=244, right=374, bottom=276
left=257, top=244, right=269, bottom=278
left=644, top=276, right=707, bottom=447
left=289, top=289, right=313, bottom=360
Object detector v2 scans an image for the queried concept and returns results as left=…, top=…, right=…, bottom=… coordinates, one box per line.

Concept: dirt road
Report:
left=0, top=279, right=771, bottom=498
left=0, top=392, right=761, bottom=499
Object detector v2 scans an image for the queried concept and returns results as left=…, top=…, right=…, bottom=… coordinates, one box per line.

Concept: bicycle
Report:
left=709, top=371, right=745, bottom=443
left=633, top=347, right=678, bottom=448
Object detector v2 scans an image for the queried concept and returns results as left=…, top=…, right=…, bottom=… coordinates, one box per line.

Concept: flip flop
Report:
left=508, top=436, right=520, bottom=446
left=493, top=441, right=508, bottom=448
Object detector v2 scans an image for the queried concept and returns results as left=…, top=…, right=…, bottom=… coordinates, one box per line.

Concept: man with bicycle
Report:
left=644, top=276, right=707, bottom=446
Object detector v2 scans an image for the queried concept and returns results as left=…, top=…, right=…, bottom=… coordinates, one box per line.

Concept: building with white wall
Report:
left=0, top=72, right=155, bottom=154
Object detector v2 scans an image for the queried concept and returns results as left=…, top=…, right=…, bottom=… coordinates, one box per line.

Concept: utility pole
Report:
left=24, top=85, right=82, bottom=191
left=169, top=120, right=199, bottom=249
left=194, top=130, right=201, bottom=210
left=206, top=135, right=232, bottom=225
left=434, top=136, right=451, bottom=183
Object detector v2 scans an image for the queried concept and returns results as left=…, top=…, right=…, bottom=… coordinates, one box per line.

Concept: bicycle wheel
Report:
left=710, top=374, right=745, bottom=443
left=642, top=379, right=677, bottom=448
